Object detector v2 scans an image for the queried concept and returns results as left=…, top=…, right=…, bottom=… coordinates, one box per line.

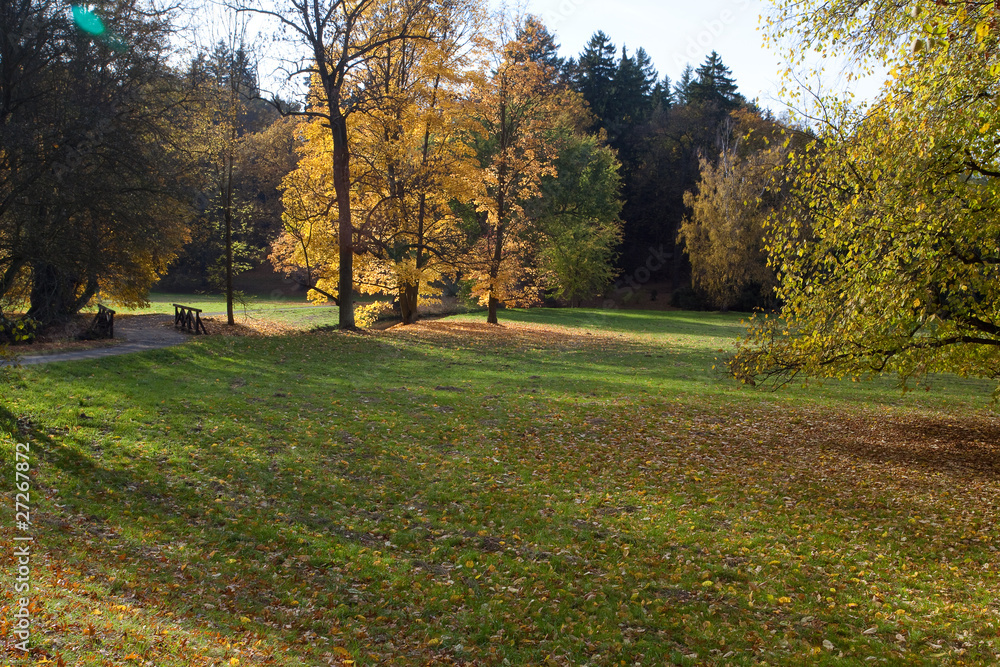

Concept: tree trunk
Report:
left=0, top=258, right=25, bottom=300
left=487, top=295, right=500, bottom=325
left=488, top=87, right=508, bottom=328
left=400, top=282, right=419, bottom=325
left=224, top=153, right=235, bottom=326
left=487, top=196, right=505, bottom=326
left=331, top=113, right=355, bottom=330
left=70, top=275, right=98, bottom=314
left=26, top=261, right=76, bottom=326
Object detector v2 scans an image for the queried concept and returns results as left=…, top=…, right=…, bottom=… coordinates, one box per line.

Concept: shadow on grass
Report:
left=496, top=307, right=748, bottom=339
left=811, top=411, right=1000, bottom=480
left=6, top=312, right=1000, bottom=663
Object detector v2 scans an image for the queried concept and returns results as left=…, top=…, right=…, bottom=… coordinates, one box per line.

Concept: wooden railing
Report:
left=173, top=304, right=208, bottom=335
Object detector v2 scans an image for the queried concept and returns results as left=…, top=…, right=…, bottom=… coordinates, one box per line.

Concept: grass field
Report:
left=107, top=291, right=345, bottom=331
left=2, top=308, right=999, bottom=665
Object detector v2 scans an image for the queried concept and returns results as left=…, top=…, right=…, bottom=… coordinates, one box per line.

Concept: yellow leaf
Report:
left=977, top=20, right=990, bottom=42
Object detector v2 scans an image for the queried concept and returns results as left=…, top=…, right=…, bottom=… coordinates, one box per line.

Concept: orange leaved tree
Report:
left=464, top=25, right=589, bottom=324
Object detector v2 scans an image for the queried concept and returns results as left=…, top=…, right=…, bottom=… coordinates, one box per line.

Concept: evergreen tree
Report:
left=609, top=46, right=657, bottom=132
left=688, top=51, right=742, bottom=109
left=564, top=33, right=759, bottom=298
left=674, top=65, right=695, bottom=105
left=574, top=31, right=617, bottom=125
left=652, top=75, right=673, bottom=109
left=513, top=15, right=565, bottom=77
left=207, top=41, right=259, bottom=103
left=634, top=48, right=658, bottom=95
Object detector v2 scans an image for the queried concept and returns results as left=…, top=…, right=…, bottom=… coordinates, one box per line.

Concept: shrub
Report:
left=0, top=316, right=40, bottom=345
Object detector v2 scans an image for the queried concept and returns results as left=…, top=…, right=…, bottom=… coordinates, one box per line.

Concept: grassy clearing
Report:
left=112, top=291, right=315, bottom=314
left=1, top=309, right=999, bottom=665
left=107, top=291, right=344, bottom=332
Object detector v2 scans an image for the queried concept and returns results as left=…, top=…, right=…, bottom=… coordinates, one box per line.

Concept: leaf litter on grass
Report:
left=2, top=310, right=1000, bottom=665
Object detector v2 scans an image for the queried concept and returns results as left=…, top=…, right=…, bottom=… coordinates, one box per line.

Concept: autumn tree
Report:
left=271, top=114, right=341, bottom=304
left=165, top=71, right=297, bottom=295
left=235, top=115, right=300, bottom=249
left=678, top=109, right=792, bottom=311
left=185, top=37, right=260, bottom=325
left=465, top=23, right=591, bottom=324
left=731, top=0, right=1000, bottom=387
left=239, top=0, right=444, bottom=329
left=271, top=0, right=483, bottom=325
left=348, top=2, right=485, bottom=324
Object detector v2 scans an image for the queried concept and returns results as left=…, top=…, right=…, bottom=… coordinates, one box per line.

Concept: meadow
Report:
left=112, top=291, right=344, bottom=331
left=1, top=308, right=999, bottom=665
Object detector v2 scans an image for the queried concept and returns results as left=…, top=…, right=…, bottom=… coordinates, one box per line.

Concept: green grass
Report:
left=112, top=290, right=317, bottom=314
left=2, top=308, right=999, bottom=665
left=106, top=290, right=345, bottom=330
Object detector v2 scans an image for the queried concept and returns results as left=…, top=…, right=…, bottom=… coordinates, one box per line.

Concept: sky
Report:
left=510, top=0, right=885, bottom=111
left=225, top=0, right=886, bottom=110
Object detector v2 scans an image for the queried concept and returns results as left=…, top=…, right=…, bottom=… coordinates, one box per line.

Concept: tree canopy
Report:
left=731, top=0, right=1000, bottom=388
left=0, top=0, right=191, bottom=325
left=678, top=110, right=788, bottom=311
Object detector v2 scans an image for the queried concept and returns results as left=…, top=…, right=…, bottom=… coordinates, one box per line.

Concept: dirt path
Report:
left=3, top=315, right=189, bottom=366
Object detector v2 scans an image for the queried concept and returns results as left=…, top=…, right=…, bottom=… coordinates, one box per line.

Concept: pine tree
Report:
left=633, top=48, right=658, bottom=96
left=574, top=31, right=617, bottom=126
left=609, top=46, right=657, bottom=131
left=652, top=75, right=673, bottom=110
left=512, top=15, right=565, bottom=79
left=688, top=51, right=742, bottom=109
left=674, top=65, right=695, bottom=105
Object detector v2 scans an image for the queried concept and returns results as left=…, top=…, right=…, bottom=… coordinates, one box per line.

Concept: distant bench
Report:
left=173, top=304, right=208, bottom=335
left=83, top=304, right=115, bottom=339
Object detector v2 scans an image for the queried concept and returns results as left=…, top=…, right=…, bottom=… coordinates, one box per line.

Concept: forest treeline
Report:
left=0, top=0, right=791, bottom=332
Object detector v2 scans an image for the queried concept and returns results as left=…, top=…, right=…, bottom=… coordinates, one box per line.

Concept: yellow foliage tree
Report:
left=731, top=0, right=1000, bottom=388
left=678, top=110, right=791, bottom=311
left=272, top=0, right=486, bottom=325
left=244, top=0, right=450, bottom=328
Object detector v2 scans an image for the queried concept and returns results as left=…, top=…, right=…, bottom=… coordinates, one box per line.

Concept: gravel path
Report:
left=4, top=315, right=189, bottom=366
